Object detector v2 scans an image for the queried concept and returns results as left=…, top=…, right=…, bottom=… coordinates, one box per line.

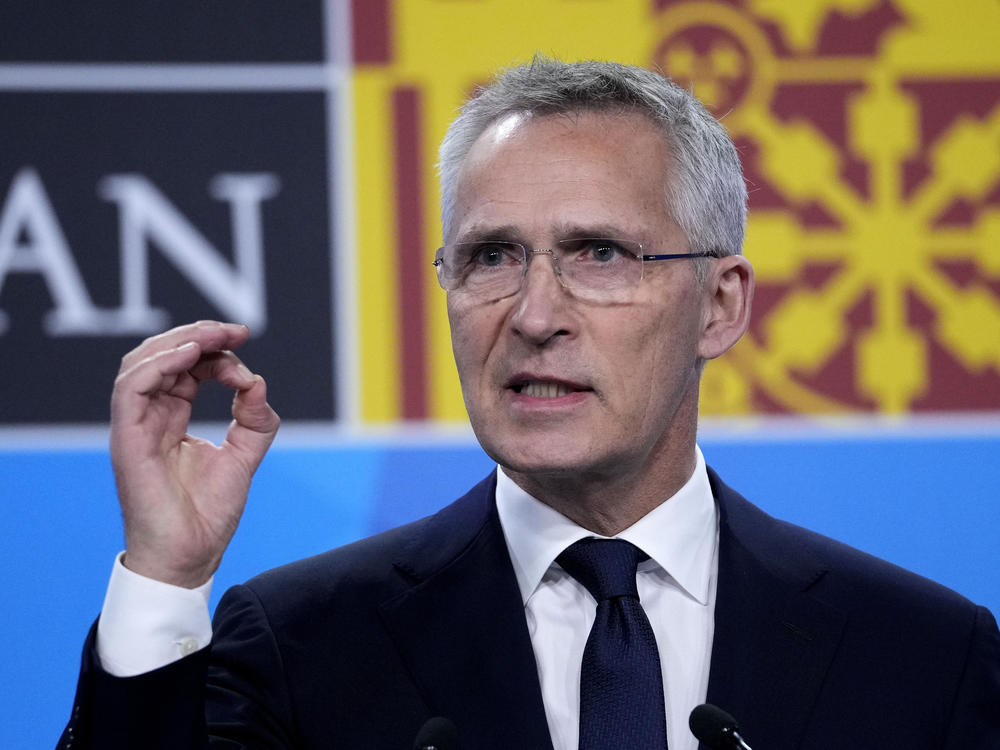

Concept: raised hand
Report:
left=110, top=320, right=280, bottom=588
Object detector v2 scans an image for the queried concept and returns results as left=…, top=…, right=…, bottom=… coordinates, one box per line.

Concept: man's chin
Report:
left=484, top=442, right=614, bottom=482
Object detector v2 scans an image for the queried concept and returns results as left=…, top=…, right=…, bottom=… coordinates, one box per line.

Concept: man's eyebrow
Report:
left=453, top=224, right=523, bottom=244
left=551, top=222, right=643, bottom=242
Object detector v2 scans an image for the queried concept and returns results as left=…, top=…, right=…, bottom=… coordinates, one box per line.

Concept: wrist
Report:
left=122, top=550, right=218, bottom=589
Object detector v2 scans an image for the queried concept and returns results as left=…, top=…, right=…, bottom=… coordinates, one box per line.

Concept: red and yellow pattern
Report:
left=350, top=0, right=1000, bottom=421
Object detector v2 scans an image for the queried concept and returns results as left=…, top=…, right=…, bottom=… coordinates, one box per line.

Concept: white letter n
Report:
left=99, top=173, right=281, bottom=333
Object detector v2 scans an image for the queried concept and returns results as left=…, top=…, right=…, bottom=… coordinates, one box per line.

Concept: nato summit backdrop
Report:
left=1, top=2, right=998, bottom=748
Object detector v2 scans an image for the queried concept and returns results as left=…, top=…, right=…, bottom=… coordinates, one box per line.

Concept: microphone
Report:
left=689, top=704, right=753, bottom=750
left=412, top=716, right=459, bottom=750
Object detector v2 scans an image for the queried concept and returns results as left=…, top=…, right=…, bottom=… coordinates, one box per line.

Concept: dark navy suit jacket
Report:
left=59, top=469, right=1000, bottom=748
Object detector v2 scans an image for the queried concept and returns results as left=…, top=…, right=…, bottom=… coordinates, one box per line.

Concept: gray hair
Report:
left=437, top=57, right=746, bottom=262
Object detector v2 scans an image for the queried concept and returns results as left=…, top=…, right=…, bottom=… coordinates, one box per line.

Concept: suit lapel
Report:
left=378, top=473, right=554, bottom=750
left=706, top=470, right=847, bottom=750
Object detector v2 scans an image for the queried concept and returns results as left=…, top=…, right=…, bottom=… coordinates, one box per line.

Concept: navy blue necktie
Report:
left=557, top=538, right=668, bottom=749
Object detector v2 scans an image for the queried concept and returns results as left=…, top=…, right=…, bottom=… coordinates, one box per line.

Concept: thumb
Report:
left=225, top=375, right=280, bottom=470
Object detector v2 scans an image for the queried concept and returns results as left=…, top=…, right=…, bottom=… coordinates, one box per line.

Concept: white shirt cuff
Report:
left=96, top=552, right=213, bottom=677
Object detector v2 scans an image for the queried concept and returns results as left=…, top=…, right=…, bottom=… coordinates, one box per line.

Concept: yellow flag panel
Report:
left=351, top=0, right=1000, bottom=421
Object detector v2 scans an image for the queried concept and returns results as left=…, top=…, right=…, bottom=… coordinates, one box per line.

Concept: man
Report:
left=60, top=58, right=999, bottom=749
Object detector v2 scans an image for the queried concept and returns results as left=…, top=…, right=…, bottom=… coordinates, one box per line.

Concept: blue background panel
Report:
left=1, top=432, right=998, bottom=749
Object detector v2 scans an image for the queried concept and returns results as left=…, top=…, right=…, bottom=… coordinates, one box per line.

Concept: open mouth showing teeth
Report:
left=515, top=381, right=575, bottom=398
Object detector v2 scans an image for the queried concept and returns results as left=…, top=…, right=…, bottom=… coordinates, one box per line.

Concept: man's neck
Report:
left=502, top=445, right=698, bottom=536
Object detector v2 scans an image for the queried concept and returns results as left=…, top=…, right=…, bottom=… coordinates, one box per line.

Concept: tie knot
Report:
left=557, top=538, right=645, bottom=602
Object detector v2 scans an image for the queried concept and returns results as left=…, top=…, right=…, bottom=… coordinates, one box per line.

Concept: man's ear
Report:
left=697, top=254, right=754, bottom=361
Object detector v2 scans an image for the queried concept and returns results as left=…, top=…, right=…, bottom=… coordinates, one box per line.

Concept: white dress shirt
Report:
left=97, top=553, right=213, bottom=676
left=495, top=446, right=718, bottom=750
left=98, top=447, right=718, bottom=750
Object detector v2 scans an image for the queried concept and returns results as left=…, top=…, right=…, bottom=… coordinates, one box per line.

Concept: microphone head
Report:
left=413, top=716, right=459, bottom=750
left=689, top=703, right=741, bottom=748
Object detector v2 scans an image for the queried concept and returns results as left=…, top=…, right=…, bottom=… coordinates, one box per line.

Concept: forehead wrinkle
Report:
left=453, top=219, right=660, bottom=248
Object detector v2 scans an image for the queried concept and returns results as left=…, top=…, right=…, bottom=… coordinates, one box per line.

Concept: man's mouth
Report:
left=512, top=380, right=579, bottom=398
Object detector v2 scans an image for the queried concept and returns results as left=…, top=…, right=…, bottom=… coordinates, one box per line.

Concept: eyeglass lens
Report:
left=437, top=239, right=645, bottom=299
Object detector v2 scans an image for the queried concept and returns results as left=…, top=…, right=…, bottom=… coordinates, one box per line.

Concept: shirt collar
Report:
left=495, top=446, right=717, bottom=607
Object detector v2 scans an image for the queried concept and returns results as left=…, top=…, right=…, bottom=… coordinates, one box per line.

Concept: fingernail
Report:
left=236, top=363, right=254, bottom=381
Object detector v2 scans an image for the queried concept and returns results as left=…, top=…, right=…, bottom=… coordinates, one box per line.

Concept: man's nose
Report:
left=511, top=249, right=571, bottom=343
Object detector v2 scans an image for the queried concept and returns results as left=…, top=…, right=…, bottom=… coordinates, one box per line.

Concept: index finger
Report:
left=120, top=320, right=252, bottom=374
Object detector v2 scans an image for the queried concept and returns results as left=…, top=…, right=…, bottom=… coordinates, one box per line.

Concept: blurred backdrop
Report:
left=1, top=1, right=998, bottom=747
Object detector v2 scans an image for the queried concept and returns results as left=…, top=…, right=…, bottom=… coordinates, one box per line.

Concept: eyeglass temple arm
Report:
left=641, top=251, right=718, bottom=261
